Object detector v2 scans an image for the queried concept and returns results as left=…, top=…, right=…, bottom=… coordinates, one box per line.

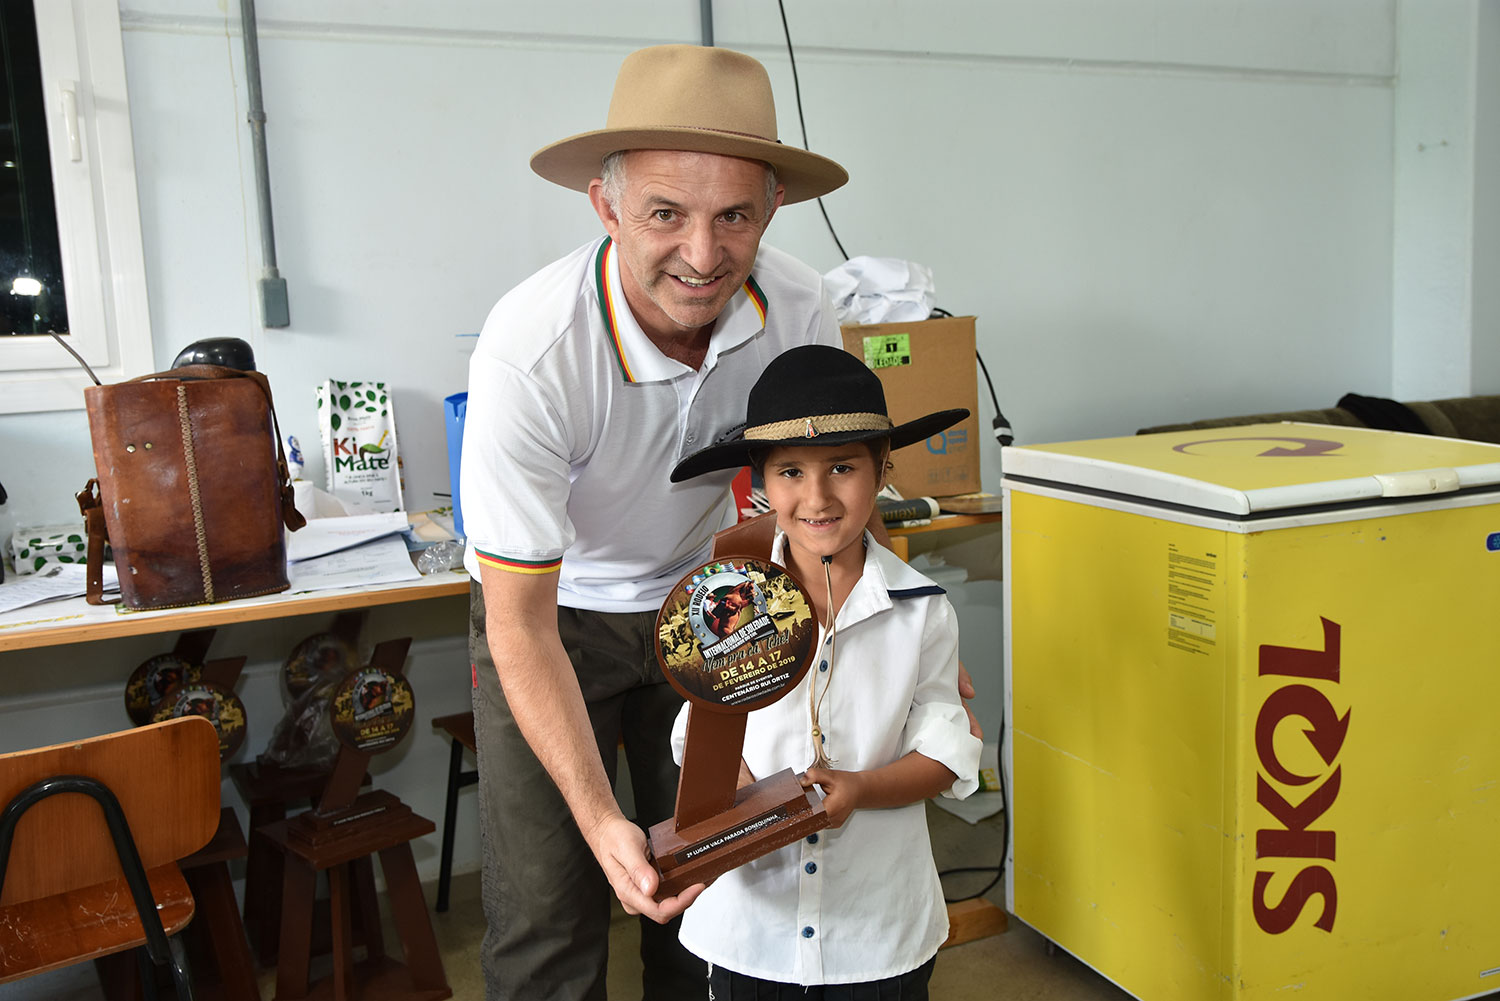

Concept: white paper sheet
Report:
left=285, top=534, right=421, bottom=592
left=0, top=562, right=120, bottom=614
left=285, top=512, right=410, bottom=562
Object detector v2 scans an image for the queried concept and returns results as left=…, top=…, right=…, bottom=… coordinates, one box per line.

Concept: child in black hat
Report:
left=669, top=344, right=983, bottom=998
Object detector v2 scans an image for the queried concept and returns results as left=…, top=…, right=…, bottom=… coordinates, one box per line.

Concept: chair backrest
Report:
left=0, top=716, right=219, bottom=907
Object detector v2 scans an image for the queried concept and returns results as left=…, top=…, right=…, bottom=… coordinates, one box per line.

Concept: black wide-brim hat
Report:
left=670, top=345, right=969, bottom=482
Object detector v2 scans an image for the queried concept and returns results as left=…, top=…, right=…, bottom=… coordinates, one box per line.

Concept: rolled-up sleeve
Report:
left=899, top=599, right=983, bottom=799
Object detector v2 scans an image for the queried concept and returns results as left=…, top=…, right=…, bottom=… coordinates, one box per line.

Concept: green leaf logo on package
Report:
left=316, top=379, right=405, bottom=513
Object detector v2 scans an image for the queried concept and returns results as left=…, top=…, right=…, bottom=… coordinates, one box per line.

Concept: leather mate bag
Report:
left=76, top=364, right=307, bottom=610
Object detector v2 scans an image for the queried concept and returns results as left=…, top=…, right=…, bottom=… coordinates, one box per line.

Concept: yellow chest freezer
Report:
left=1001, top=423, right=1500, bottom=1001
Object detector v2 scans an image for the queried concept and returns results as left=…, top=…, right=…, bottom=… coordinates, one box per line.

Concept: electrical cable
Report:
left=776, top=0, right=850, bottom=262
left=939, top=716, right=1008, bottom=903
left=774, top=0, right=1013, bottom=906
left=776, top=5, right=1017, bottom=446
left=930, top=308, right=1014, bottom=446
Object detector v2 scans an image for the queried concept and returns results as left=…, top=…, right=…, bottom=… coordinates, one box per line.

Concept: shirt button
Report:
left=804, top=862, right=817, bottom=875
left=685, top=432, right=696, bottom=444
left=806, top=833, right=819, bottom=844
left=801, top=926, right=815, bottom=938
left=819, top=660, right=828, bottom=672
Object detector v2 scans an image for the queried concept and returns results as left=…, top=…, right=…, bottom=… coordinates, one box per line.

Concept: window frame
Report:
left=0, top=0, right=151, bottom=413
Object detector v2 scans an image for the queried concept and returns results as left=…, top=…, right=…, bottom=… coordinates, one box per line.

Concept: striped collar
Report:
left=593, top=237, right=770, bottom=384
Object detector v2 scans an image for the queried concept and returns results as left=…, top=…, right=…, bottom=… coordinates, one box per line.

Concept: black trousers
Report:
left=470, top=582, right=705, bottom=1000
left=705, top=956, right=937, bottom=1000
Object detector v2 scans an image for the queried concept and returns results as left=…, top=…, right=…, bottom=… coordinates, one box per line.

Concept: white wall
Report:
left=2, top=0, right=1405, bottom=535
left=0, top=0, right=1464, bottom=884
left=1474, top=0, right=1500, bottom=393
left=1392, top=0, right=1478, bottom=399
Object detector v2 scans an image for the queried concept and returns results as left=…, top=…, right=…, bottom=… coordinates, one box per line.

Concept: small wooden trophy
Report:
left=649, top=552, right=828, bottom=899
left=261, top=638, right=450, bottom=1001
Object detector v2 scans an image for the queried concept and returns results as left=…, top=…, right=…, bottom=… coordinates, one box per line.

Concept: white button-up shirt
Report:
left=460, top=237, right=839, bottom=611
left=672, top=532, right=982, bottom=984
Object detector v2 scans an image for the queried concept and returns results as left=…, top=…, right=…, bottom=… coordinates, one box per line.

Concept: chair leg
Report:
left=166, top=935, right=196, bottom=1001
left=436, top=736, right=464, bottom=912
left=136, top=947, right=160, bottom=1001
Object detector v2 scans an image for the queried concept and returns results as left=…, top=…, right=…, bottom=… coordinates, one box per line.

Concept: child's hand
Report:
left=801, top=767, right=865, bottom=828
left=737, top=758, right=756, bottom=789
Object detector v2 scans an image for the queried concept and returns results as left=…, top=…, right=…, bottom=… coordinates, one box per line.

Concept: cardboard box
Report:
left=840, top=316, right=981, bottom=498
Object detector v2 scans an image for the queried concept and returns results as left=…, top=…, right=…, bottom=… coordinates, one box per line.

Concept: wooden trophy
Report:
left=123, top=627, right=218, bottom=725
left=287, top=637, right=419, bottom=848
left=263, top=637, right=450, bottom=1000
left=648, top=552, right=829, bottom=898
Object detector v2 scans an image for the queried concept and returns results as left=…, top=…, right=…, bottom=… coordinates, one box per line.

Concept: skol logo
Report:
left=926, top=428, right=967, bottom=455
left=1253, top=617, right=1348, bottom=934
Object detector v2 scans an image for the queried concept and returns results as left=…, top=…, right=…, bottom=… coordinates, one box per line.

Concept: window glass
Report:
left=0, top=0, right=69, bottom=336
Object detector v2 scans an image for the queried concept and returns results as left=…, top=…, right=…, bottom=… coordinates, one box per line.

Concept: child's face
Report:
left=761, top=442, right=884, bottom=566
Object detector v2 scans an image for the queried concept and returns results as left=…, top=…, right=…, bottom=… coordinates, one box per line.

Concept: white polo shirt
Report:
left=460, top=236, right=840, bottom=612
left=671, top=532, right=983, bottom=984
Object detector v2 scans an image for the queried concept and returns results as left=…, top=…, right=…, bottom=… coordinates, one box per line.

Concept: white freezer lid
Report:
left=1001, top=422, right=1500, bottom=515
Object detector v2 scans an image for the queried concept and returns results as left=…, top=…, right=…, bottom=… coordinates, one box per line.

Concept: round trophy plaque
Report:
left=151, top=680, right=248, bottom=761
left=329, top=668, right=415, bottom=754
left=656, top=557, right=817, bottom=712
left=125, top=654, right=202, bottom=726
left=283, top=633, right=359, bottom=700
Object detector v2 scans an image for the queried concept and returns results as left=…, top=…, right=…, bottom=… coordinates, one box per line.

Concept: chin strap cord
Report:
left=808, top=555, right=837, bottom=771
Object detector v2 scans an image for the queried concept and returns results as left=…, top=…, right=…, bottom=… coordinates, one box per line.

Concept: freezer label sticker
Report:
left=1166, top=544, right=1218, bottom=655
left=1486, top=532, right=1500, bottom=552
left=1253, top=616, right=1348, bottom=936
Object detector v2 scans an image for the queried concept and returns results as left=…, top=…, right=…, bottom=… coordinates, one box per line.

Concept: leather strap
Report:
left=75, top=479, right=119, bottom=606
left=119, top=365, right=306, bottom=531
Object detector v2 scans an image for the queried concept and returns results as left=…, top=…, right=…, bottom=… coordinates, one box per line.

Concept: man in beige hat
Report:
left=459, top=44, right=850, bottom=999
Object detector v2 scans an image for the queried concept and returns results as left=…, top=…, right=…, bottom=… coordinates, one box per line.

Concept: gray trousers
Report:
left=470, top=582, right=706, bottom=1000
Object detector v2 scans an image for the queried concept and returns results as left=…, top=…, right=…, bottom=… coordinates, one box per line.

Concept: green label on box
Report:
left=861, top=333, right=911, bottom=370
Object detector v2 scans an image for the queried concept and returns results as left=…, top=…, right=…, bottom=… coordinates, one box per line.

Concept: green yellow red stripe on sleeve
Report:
left=475, top=550, right=561, bottom=575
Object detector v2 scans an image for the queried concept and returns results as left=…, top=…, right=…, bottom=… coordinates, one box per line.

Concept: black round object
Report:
left=172, top=337, right=257, bottom=371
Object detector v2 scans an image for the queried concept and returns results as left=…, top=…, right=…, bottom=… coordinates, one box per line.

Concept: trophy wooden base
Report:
left=648, top=767, right=828, bottom=900
left=288, top=790, right=409, bottom=850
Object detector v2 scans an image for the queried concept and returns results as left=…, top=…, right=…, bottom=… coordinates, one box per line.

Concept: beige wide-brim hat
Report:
left=530, top=45, right=848, bottom=205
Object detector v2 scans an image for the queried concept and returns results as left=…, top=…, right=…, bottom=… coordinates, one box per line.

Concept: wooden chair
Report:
left=0, top=716, right=220, bottom=999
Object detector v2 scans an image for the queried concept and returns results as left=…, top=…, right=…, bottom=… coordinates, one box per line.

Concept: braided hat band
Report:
left=743, top=413, right=893, bottom=441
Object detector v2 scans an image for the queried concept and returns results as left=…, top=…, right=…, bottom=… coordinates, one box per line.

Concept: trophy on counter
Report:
left=649, top=554, right=828, bottom=898
left=286, top=637, right=419, bottom=847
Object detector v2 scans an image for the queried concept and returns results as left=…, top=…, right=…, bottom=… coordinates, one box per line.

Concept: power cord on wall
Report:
left=776, top=0, right=849, bottom=262
left=941, top=717, right=1007, bottom=904
left=776, top=10, right=1016, bottom=449
left=931, top=308, right=1014, bottom=446
left=775, top=9, right=1013, bottom=903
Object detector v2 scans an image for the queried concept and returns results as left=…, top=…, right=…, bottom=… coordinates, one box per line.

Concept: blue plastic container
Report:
left=444, top=392, right=467, bottom=539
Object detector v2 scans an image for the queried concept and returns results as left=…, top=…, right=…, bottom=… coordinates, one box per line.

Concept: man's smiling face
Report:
left=591, top=149, right=782, bottom=346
